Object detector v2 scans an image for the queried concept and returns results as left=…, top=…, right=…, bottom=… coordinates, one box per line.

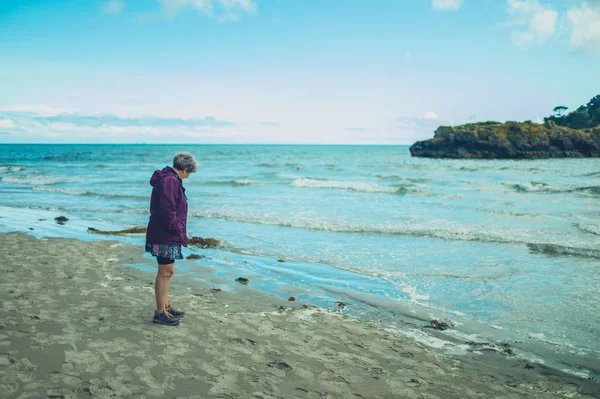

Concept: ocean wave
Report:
left=119, top=208, right=149, bottom=214
left=202, top=179, right=260, bottom=187
left=574, top=223, right=600, bottom=236
left=0, top=166, right=25, bottom=173
left=497, top=166, right=543, bottom=172
left=189, top=210, right=533, bottom=243
left=188, top=209, right=600, bottom=259
left=256, top=163, right=278, bottom=168
left=1, top=175, right=80, bottom=185
left=32, top=186, right=90, bottom=196
left=581, top=171, right=600, bottom=177
left=527, top=243, right=600, bottom=259
left=505, top=182, right=600, bottom=195
left=6, top=199, right=596, bottom=261
left=31, top=186, right=147, bottom=200
left=576, top=186, right=600, bottom=195
left=292, top=178, right=405, bottom=194
left=505, top=182, right=551, bottom=192
left=480, top=209, right=539, bottom=218
left=88, top=192, right=147, bottom=201
left=373, top=174, right=429, bottom=183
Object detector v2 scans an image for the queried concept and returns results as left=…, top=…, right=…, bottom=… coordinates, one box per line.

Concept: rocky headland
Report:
left=410, top=95, right=600, bottom=159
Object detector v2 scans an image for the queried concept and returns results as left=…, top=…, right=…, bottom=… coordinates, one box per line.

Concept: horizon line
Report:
left=0, top=142, right=414, bottom=146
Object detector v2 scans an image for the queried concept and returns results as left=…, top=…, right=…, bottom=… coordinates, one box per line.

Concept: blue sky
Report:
left=0, top=0, right=599, bottom=144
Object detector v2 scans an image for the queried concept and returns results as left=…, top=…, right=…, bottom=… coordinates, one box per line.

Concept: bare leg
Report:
left=155, top=263, right=174, bottom=313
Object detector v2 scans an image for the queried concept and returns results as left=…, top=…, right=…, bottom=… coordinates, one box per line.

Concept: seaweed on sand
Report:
left=87, top=227, right=147, bottom=235
left=188, top=237, right=221, bottom=248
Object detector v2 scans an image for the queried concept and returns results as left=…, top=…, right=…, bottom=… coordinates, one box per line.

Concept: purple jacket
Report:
left=146, top=166, right=188, bottom=246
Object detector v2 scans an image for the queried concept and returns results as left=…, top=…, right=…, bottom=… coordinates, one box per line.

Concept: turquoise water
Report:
left=1, top=144, right=599, bottom=377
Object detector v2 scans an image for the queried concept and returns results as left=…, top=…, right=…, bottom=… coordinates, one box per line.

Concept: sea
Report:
left=1, top=144, right=599, bottom=380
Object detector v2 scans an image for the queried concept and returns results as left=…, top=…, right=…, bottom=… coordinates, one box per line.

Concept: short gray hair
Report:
left=173, top=152, right=198, bottom=173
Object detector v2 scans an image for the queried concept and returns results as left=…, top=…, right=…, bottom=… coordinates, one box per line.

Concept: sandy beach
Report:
left=0, top=232, right=598, bottom=399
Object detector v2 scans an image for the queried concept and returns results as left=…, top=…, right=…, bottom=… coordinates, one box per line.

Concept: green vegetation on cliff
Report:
left=545, top=95, right=600, bottom=130
left=410, top=95, right=600, bottom=159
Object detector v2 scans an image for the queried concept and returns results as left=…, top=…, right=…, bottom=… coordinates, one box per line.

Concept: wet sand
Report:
left=0, top=232, right=598, bottom=399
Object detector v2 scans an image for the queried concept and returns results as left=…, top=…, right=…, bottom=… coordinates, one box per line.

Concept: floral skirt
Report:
left=145, top=243, right=183, bottom=260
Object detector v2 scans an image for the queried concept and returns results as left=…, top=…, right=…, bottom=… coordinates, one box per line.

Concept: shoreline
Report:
left=1, top=232, right=598, bottom=398
left=2, top=205, right=599, bottom=381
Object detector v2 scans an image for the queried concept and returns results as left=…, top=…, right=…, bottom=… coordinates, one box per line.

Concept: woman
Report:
left=146, top=152, right=198, bottom=326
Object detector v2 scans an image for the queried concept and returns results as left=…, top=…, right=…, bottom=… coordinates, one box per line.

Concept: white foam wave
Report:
left=505, top=181, right=552, bottom=192
left=233, top=179, right=258, bottom=185
left=189, top=209, right=599, bottom=255
left=32, top=186, right=90, bottom=196
left=528, top=332, right=575, bottom=349
left=202, top=179, right=260, bottom=187
left=506, top=181, right=600, bottom=195
left=373, top=174, right=404, bottom=181
left=121, top=209, right=148, bottom=214
left=2, top=175, right=80, bottom=185
left=373, top=174, right=428, bottom=183
left=574, top=222, right=600, bottom=236
left=0, top=166, right=25, bottom=173
left=292, top=178, right=400, bottom=193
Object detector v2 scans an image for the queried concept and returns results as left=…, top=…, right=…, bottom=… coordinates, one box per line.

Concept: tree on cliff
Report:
left=545, top=95, right=600, bottom=129
left=553, top=106, right=568, bottom=117
left=565, top=111, right=592, bottom=129
left=586, top=95, right=600, bottom=126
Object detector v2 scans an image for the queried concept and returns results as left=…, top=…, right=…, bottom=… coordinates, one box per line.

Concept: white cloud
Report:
left=432, top=0, right=463, bottom=11
left=103, top=0, right=125, bottom=14
left=47, top=122, right=214, bottom=136
left=0, top=104, right=70, bottom=116
left=159, top=0, right=256, bottom=21
left=34, top=113, right=235, bottom=128
left=507, top=0, right=557, bottom=48
left=568, top=1, right=600, bottom=51
left=0, top=106, right=246, bottom=142
left=423, top=111, right=439, bottom=120
left=0, top=119, right=14, bottom=129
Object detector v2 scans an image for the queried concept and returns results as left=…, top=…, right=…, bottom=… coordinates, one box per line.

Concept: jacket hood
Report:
left=150, top=166, right=178, bottom=187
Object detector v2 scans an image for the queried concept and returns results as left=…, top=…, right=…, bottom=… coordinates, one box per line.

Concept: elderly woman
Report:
left=146, top=152, right=198, bottom=326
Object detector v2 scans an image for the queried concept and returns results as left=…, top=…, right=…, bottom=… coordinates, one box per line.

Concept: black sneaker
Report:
left=153, top=311, right=180, bottom=326
left=166, top=304, right=185, bottom=318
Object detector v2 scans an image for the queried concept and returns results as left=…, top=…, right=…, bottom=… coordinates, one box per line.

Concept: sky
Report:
left=0, top=0, right=599, bottom=144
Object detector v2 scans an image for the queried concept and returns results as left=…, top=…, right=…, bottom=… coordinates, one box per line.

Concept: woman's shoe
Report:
left=153, top=311, right=180, bottom=326
left=166, top=304, right=185, bottom=318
